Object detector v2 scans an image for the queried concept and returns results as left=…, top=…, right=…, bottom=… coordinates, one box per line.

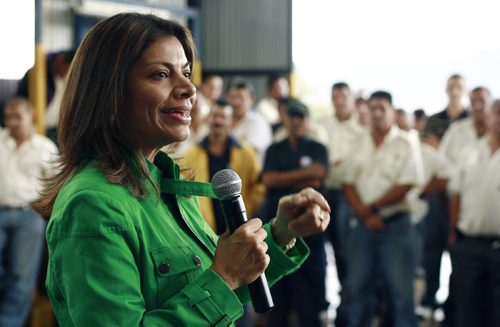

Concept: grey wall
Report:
left=200, top=1, right=292, bottom=102
left=201, top=0, right=292, bottom=74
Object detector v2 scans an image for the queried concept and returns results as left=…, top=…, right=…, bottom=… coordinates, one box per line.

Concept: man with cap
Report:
left=260, top=99, right=329, bottom=327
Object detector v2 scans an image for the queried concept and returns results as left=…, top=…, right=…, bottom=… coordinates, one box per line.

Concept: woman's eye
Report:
left=154, top=71, right=168, bottom=78
left=184, top=72, right=192, bottom=80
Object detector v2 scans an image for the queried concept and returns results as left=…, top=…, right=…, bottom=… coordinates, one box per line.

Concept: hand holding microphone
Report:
left=208, top=169, right=274, bottom=314
left=210, top=219, right=270, bottom=289
left=208, top=171, right=330, bottom=314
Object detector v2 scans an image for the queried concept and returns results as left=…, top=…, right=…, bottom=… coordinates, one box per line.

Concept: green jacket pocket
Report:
left=151, top=245, right=203, bottom=306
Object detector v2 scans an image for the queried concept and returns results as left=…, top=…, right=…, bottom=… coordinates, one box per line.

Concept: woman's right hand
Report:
left=209, top=218, right=270, bottom=290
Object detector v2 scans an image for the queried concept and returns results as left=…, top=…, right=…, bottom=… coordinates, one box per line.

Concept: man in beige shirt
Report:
left=440, top=87, right=491, bottom=172
left=447, top=99, right=500, bottom=327
left=343, top=91, right=422, bottom=327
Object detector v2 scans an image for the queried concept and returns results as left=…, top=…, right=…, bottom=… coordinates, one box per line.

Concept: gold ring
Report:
left=319, top=212, right=324, bottom=221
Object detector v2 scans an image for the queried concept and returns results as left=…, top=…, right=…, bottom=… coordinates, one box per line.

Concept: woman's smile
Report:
left=160, top=106, right=192, bottom=124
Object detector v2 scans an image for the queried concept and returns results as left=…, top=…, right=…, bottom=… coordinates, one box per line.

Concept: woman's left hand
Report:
left=271, top=187, right=331, bottom=246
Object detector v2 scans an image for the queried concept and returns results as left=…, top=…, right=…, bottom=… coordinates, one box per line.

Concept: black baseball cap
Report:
left=286, top=99, right=309, bottom=117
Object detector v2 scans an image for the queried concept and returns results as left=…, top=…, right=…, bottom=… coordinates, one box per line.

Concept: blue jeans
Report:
left=325, top=190, right=354, bottom=327
left=345, top=213, right=417, bottom=327
left=0, top=208, right=46, bottom=327
left=421, top=193, right=449, bottom=308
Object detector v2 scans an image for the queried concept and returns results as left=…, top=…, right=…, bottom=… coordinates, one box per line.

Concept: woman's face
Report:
left=122, top=36, right=196, bottom=159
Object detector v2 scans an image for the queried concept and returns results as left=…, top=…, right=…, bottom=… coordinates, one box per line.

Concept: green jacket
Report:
left=46, top=152, right=309, bottom=326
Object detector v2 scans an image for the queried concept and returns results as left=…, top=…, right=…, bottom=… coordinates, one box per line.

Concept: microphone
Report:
left=211, top=169, right=274, bottom=314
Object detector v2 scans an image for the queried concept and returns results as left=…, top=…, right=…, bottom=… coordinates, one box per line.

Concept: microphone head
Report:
left=211, top=169, right=242, bottom=199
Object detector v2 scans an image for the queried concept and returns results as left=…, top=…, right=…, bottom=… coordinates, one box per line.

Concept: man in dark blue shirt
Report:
left=261, top=99, right=329, bottom=327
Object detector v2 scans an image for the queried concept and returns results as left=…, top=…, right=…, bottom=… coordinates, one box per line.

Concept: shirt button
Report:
left=159, top=262, right=170, bottom=274
left=492, top=240, right=500, bottom=250
left=193, top=255, right=201, bottom=266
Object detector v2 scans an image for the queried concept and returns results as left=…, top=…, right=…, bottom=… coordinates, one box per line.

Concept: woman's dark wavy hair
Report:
left=33, top=12, right=195, bottom=220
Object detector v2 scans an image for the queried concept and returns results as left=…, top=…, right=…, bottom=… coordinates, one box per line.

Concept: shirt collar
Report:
left=287, top=135, right=310, bottom=149
left=153, top=150, right=179, bottom=180
left=333, top=111, right=358, bottom=125
left=438, top=108, right=469, bottom=120
left=372, top=125, right=399, bottom=148
left=234, top=109, right=256, bottom=127
left=3, top=131, right=35, bottom=152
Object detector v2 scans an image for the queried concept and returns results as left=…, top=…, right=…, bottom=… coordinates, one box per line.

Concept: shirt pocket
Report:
left=151, top=245, right=204, bottom=306
left=380, top=152, right=404, bottom=181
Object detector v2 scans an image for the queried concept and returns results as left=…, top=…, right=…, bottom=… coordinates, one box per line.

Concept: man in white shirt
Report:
left=226, top=78, right=272, bottom=163
left=429, top=87, right=492, bottom=324
left=447, top=99, right=500, bottom=327
left=255, top=75, right=290, bottom=125
left=318, top=82, right=364, bottom=327
left=0, top=97, right=58, bottom=327
left=343, top=91, right=422, bottom=327
left=440, top=87, right=491, bottom=169
left=200, top=74, right=223, bottom=110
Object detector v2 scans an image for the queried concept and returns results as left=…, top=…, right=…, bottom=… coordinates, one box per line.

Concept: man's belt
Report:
left=0, top=204, right=32, bottom=211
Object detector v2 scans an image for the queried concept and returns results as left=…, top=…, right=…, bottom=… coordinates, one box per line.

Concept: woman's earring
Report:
left=110, top=114, right=115, bottom=126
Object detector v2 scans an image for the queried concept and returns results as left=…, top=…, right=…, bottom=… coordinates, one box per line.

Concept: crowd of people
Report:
left=177, top=73, right=499, bottom=327
left=0, top=13, right=498, bottom=327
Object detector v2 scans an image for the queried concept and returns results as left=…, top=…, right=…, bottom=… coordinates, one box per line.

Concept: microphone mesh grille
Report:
left=211, top=169, right=242, bottom=199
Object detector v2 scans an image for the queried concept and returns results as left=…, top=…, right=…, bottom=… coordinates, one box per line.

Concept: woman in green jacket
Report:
left=33, top=13, right=330, bottom=326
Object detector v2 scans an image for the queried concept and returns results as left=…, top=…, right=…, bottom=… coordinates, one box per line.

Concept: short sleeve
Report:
left=342, top=146, right=358, bottom=185
left=395, top=140, right=423, bottom=187
left=439, top=121, right=466, bottom=165
left=433, top=152, right=451, bottom=180
left=41, top=139, right=59, bottom=178
left=447, top=148, right=468, bottom=194
left=314, top=142, right=328, bottom=169
left=242, top=117, right=273, bottom=161
left=262, top=144, right=279, bottom=173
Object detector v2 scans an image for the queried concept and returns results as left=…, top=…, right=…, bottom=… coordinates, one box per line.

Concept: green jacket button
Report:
left=159, top=262, right=170, bottom=274
left=193, top=255, right=201, bottom=266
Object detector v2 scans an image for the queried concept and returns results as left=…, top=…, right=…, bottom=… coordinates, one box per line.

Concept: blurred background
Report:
left=0, top=1, right=498, bottom=326
left=1, top=0, right=499, bottom=124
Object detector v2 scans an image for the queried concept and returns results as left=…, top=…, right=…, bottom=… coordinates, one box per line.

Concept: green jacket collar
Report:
left=147, top=151, right=217, bottom=199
